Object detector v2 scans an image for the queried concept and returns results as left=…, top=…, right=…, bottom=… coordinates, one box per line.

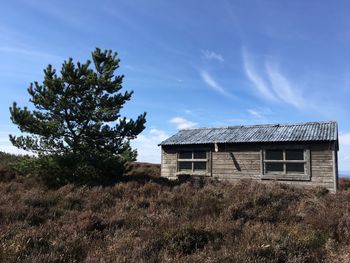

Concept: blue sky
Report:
left=0, top=0, right=350, bottom=172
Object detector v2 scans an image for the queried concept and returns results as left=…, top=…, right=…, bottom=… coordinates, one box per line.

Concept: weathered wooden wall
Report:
left=308, top=144, right=336, bottom=190
left=161, top=142, right=338, bottom=191
left=160, top=147, right=178, bottom=178
left=212, top=144, right=261, bottom=180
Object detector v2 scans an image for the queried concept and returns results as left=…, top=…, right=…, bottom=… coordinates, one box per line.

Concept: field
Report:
left=1, top=153, right=350, bottom=262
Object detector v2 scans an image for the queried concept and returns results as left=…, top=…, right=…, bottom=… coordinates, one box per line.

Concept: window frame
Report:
left=177, top=149, right=211, bottom=176
left=261, top=147, right=311, bottom=181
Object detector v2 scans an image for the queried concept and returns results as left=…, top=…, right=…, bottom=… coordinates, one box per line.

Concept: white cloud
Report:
left=247, top=109, right=263, bottom=119
left=242, top=48, right=306, bottom=109
left=339, top=148, right=350, bottom=172
left=199, top=70, right=235, bottom=99
left=340, top=133, right=350, bottom=145
left=0, top=133, right=31, bottom=155
left=123, top=64, right=134, bottom=70
left=0, top=46, right=61, bottom=60
left=247, top=107, right=272, bottom=120
left=242, top=49, right=278, bottom=102
left=21, top=0, right=86, bottom=30
left=0, top=145, right=30, bottom=155
left=339, top=132, right=350, bottom=171
left=0, top=135, right=9, bottom=143
left=170, top=117, right=197, bottom=130
left=131, top=128, right=169, bottom=163
left=265, top=62, right=305, bottom=109
left=1, top=129, right=166, bottom=162
left=202, top=50, right=224, bottom=62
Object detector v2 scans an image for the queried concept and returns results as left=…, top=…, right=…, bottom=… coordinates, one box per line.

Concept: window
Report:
left=263, top=149, right=306, bottom=174
left=178, top=150, right=208, bottom=173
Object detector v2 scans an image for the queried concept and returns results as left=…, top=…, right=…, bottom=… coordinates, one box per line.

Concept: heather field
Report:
left=1, top=153, right=350, bottom=262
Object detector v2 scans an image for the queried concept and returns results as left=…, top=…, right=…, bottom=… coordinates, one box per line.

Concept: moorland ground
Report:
left=1, top=152, right=350, bottom=262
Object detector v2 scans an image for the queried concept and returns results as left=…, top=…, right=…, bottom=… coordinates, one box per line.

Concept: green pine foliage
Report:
left=9, top=48, right=146, bottom=186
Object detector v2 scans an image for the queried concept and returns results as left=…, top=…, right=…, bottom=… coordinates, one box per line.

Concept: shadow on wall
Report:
left=229, top=153, right=241, bottom=171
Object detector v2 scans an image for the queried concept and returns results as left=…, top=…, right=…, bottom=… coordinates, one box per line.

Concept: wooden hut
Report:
left=159, top=121, right=339, bottom=191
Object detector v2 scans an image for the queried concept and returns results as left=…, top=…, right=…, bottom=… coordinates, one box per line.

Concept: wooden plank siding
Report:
left=161, top=142, right=338, bottom=191
left=161, top=147, right=177, bottom=178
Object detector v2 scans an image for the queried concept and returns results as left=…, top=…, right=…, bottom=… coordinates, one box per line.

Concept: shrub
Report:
left=125, top=162, right=160, bottom=177
left=0, top=151, right=29, bottom=182
left=137, top=200, right=150, bottom=209
left=228, top=182, right=301, bottom=223
left=13, top=153, right=126, bottom=188
left=1, top=176, right=350, bottom=262
left=165, top=228, right=223, bottom=255
left=285, top=225, right=327, bottom=252
left=0, top=167, right=16, bottom=182
left=339, top=177, right=350, bottom=190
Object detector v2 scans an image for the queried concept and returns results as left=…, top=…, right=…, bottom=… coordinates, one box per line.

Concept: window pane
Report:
left=286, top=150, right=304, bottom=160
left=265, top=150, right=283, bottom=160
left=178, top=161, right=192, bottom=171
left=286, top=163, right=304, bottom=173
left=179, top=152, right=192, bottom=159
left=266, top=162, right=284, bottom=173
left=193, top=151, right=206, bottom=159
left=193, top=162, right=207, bottom=171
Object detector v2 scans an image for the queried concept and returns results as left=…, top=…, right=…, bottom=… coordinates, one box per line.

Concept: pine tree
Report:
left=9, top=48, right=146, bottom=185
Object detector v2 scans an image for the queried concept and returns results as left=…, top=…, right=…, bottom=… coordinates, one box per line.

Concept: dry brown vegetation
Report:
left=125, top=162, right=161, bottom=177
left=1, top=154, right=350, bottom=262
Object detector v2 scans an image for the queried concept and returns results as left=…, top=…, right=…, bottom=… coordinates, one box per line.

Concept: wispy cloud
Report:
left=170, top=117, right=197, bottom=130
left=102, top=5, right=190, bottom=59
left=131, top=128, right=168, bottom=163
left=247, top=109, right=263, bottom=119
left=123, top=64, right=135, bottom=70
left=242, top=49, right=278, bottom=102
left=21, top=0, right=86, bottom=30
left=266, top=62, right=305, bottom=109
left=202, top=50, right=224, bottom=62
left=247, top=107, right=272, bottom=123
left=199, top=70, right=235, bottom=99
left=242, top=48, right=306, bottom=109
left=0, top=46, right=62, bottom=60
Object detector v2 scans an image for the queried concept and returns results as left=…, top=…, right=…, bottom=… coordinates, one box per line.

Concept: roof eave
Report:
left=159, top=139, right=338, bottom=146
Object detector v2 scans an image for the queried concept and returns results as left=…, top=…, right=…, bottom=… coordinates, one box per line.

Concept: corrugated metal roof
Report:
left=159, top=121, right=338, bottom=145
